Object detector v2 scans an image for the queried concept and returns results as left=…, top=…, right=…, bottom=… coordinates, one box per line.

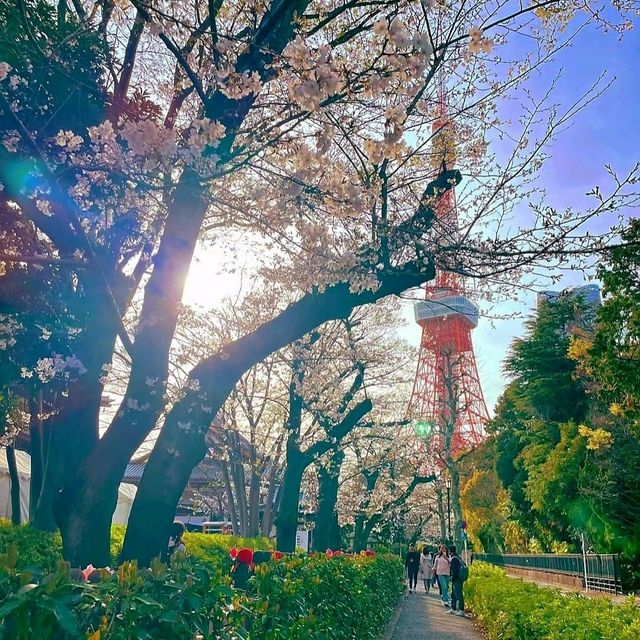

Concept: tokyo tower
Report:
left=407, top=84, right=489, bottom=458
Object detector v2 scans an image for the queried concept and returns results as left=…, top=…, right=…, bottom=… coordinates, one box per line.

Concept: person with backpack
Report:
left=448, top=545, right=468, bottom=617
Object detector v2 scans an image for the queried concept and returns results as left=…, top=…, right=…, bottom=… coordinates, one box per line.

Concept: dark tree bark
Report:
left=352, top=468, right=381, bottom=552
left=275, top=445, right=306, bottom=552
left=6, top=446, right=21, bottom=525
left=313, top=449, right=344, bottom=551
left=227, top=430, right=248, bottom=534
left=28, top=394, right=43, bottom=522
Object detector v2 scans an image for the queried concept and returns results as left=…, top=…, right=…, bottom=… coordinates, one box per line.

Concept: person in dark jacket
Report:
left=405, top=544, right=421, bottom=593
left=448, top=545, right=465, bottom=616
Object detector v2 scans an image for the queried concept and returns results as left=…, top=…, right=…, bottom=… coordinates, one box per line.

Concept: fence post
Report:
left=581, top=533, right=589, bottom=592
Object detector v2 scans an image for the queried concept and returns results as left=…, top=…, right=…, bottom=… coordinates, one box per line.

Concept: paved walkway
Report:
left=386, top=588, right=481, bottom=640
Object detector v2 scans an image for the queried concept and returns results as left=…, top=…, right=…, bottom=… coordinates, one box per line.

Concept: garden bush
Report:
left=0, top=520, right=402, bottom=639
left=466, top=563, right=640, bottom=640
left=245, top=553, right=404, bottom=640
left=0, top=521, right=62, bottom=572
left=0, top=519, right=270, bottom=568
left=0, top=549, right=241, bottom=640
left=184, top=531, right=273, bottom=570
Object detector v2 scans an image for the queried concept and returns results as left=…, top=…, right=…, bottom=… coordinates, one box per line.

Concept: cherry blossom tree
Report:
left=1, top=0, right=637, bottom=566
left=339, top=422, right=436, bottom=551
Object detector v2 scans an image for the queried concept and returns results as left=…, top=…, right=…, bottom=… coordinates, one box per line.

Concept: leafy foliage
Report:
left=0, top=522, right=62, bottom=572
left=466, top=563, right=640, bottom=640
left=246, top=553, right=403, bottom=640
left=184, top=532, right=273, bottom=570
left=0, top=529, right=401, bottom=639
left=0, top=551, right=240, bottom=640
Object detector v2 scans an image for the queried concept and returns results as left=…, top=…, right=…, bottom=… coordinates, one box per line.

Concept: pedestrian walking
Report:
left=433, top=544, right=451, bottom=607
left=167, top=521, right=187, bottom=559
left=418, top=547, right=433, bottom=592
left=404, top=544, right=421, bottom=593
left=448, top=545, right=468, bottom=617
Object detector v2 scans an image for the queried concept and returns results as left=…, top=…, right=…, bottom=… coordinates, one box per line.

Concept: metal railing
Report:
left=475, top=553, right=622, bottom=594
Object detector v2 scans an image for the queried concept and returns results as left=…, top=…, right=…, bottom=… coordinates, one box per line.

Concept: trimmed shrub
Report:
left=0, top=552, right=240, bottom=640
left=0, top=521, right=62, bottom=572
left=0, top=519, right=271, bottom=568
left=246, top=553, right=404, bottom=639
left=466, top=563, right=640, bottom=640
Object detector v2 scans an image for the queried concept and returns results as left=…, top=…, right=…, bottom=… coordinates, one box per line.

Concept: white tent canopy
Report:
left=0, top=448, right=137, bottom=525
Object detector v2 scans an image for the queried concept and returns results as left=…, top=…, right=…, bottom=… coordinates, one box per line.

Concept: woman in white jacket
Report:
left=418, top=547, right=433, bottom=592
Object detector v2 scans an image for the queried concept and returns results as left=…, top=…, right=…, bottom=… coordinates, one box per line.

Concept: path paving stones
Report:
left=387, top=588, right=482, bottom=640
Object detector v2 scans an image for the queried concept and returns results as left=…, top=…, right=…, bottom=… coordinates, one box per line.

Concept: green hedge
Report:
left=0, top=521, right=62, bottom=572
left=184, top=531, right=273, bottom=570
left=246, top=553, right=403, bottom=639
left=0, top=521, right=401, bottom=638
left=1, top=520, right=271, bottom=568
left=0, top=553, right=240, bottom=640
left=0, top=542, right=402, bottom=639
left=466, top=563, right=640, bottom=640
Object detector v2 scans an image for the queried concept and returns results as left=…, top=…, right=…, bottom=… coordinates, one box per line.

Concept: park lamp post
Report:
left=445, top=478, right=452, bottom=544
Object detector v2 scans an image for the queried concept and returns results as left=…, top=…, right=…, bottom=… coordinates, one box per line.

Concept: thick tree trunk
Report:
left=353, top=514, right=365, bottom=552
left=359, top=514, right=382, bottom=552
left=276, top=449, right=306, bottom=552
left=33, top=370, right=105, bottom=533
left=314, top=450, right=343, bottom=551
left=59, top=172, right=208, bottom=566
left=119, top=396, right=214, bottom=564
left=6, top=446, right=21, bottom=525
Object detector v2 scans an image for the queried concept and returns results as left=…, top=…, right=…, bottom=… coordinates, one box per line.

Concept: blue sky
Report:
left=402, top=17, right=640, bottom=414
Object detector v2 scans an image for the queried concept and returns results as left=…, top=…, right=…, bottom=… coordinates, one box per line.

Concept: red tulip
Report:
left=325, top=549, right=334, bottom=557
left=365, top=550, right=374, bottom=557
left=334, top=550, right=343, bottom=557
left=272, top=551, right=284, bottom=560
left=229, top=547, right=238, bottom=559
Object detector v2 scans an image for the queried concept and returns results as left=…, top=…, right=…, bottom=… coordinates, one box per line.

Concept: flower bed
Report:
left=466, top=563, right=640, bottom=640
left=0, top=551, right=239, bottom=640
left=0, top=528, right=403, bottom=639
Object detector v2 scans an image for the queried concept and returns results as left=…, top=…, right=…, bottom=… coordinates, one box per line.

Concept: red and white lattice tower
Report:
left=407, top=83, right=489, bottom=459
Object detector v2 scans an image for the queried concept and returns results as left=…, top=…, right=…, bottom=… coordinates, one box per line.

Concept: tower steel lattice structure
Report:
left=407, top=85, right=489, bottom=460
